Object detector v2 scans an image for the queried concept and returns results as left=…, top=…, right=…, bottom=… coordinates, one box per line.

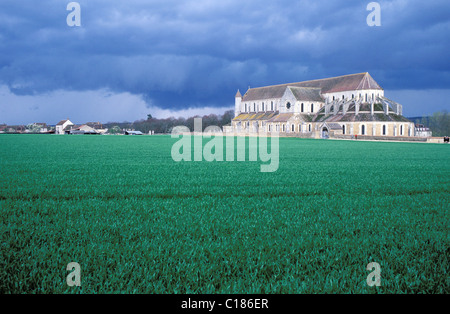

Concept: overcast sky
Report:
left=0, top=0, right=449, bottom=125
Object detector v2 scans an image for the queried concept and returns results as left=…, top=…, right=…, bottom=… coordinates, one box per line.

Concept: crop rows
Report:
left=0, top=134, right=448, bottom=293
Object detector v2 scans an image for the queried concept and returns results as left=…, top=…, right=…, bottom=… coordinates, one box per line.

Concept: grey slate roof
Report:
left=289, top=87, right=324, bottom=102
left=233, top=111, right=278, bottom=121
left=56, top=120, right=69, bottom=126
left=267, top=113, right=294, bottom=123
left=64, top=124, right=79, bottom=131
left=325, top=123, right=343, bottom=130
left=241, top=72, right=383, bottom=102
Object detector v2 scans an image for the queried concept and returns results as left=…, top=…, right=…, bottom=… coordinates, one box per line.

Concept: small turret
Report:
left=235, top=90, right=242, bottom=118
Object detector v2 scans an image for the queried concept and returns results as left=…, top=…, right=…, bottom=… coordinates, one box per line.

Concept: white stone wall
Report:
left=241, top=98, right=281, bottom=113
left=295, top=101, right=323, bottom=114
left=279, top=88, right=325, bottom=114
left=239, top=89, right=386, bottom=114
left=278, top=89, right=297, bottom=113
left=56, top=120, right=73, bottom=134
left=338, top=121, right=415, bottom=136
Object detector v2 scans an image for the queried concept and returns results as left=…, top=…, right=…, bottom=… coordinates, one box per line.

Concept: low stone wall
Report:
left=279, top=133, right=314, bottom=138
left=427, top=137, right=447, bottom=144
left=220, top=132, right=314, bottom=138
left=332, top=134, right=428, bottom=142
left=175, top=132, right=441, bottom=143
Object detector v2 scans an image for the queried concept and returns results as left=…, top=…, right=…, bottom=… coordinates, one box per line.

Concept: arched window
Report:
left=382, top=125, right=386, bottom=135
left=271, top=102, right=273, bottom=111
left=282, top=124, right=285, bottom=132
left=286, top=102, right=291, bottom=110
left=400, top=125, right=403, bottom=136
left=262, top=102, right=265, bottom=111
left=292, top=124, right=295, bottom=132
left=342, top=95, right=345, bottom=100
left=253, top=103, right=256, bottom=112
left=311, top=104, right=314, bottom=112
left=308, top=124, right=311, bottom=132
left=301, top=103, right=304, bottom=112
left=342, top=125, right=346, bottom=134
left=333, top=96, right=335, bottom=101
left=245, top=104, right=247, bottom=112
left=352, top=94, right=354, bottom=99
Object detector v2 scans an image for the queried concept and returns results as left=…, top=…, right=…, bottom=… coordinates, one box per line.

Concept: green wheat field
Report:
left=0, top=134, right=448, bottom=293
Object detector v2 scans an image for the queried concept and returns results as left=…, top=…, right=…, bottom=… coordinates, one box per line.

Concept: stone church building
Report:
left=231, top=73, right=415, bottom=139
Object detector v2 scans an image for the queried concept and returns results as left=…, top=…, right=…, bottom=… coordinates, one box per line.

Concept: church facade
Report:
left=231, top=73, right=415, bottom=139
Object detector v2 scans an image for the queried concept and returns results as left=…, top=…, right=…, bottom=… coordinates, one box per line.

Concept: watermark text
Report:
left=171, top=118, right=279, bottom=173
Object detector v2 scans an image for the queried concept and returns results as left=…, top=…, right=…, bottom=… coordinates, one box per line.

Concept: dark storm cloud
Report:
left=0, top=0, right=449, bottom=111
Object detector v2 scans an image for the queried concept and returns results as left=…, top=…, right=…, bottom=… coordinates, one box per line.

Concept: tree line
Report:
left=104, top=110, right=234, bottom=134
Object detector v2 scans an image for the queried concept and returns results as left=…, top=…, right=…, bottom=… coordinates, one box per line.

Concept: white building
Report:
left=415, top=125, right=433, bottom=137
left=232, top=73, right=415, bottom=138
left=55, top=119, right=74, bottom=134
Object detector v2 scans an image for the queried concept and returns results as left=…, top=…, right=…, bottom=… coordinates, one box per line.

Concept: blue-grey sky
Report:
left=0, top=0, right=449, bottom=124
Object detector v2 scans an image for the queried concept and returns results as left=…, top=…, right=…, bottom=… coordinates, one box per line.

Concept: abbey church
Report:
left=231, top=73, right=415, bottom=139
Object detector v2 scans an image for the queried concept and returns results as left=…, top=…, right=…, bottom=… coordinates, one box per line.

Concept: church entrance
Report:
left=322, top=127, right=329, bottom=139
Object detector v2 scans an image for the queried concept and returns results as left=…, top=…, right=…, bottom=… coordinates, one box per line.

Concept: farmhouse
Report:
left=231, top=72, right=416, bottom=139
left=55, top=120, right=109, bottom=134
left=86, top=122, right=109, bottom=134
left=56, top=119, right=74, bottom=134
left=65, top=124, right=100, bottom=135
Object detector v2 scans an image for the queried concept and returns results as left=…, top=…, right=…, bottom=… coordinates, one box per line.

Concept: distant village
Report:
left=0, top=119, right=148, bottom=135
left=0, top=111, right=236, bottom=136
